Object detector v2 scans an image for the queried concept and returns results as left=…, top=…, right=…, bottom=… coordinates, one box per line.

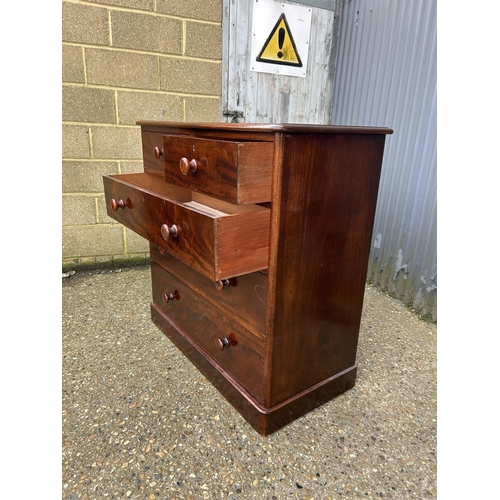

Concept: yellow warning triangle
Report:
left=256, top=13, right=302, bottom=67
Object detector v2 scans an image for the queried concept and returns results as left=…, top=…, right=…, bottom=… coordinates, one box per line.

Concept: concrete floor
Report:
left=62, top=265, right=437, bottom=499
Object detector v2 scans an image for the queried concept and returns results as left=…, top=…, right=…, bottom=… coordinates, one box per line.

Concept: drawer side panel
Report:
left=215, top=209, right=271, bottom=281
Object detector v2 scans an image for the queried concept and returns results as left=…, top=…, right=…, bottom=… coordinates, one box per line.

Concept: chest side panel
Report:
left=267, top=132, right=387, bottom=406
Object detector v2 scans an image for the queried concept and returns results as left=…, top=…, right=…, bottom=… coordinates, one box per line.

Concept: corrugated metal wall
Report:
left=331, top=0, right=437, bottom=321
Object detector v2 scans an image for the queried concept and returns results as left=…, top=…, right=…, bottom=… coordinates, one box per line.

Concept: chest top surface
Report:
left=137, top=121, right=393, bottom=135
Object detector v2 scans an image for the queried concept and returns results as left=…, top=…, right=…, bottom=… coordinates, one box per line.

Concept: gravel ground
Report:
left=62, top=265, right=437, bottom=500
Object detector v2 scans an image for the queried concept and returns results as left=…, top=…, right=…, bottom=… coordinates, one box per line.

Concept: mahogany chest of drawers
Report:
left=103, top=122, right=392, bottom=435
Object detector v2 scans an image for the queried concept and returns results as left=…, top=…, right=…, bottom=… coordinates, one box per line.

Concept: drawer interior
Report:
left=104, top=172, right=271, bottom=281
left=108, top=173, right=268, bottom=217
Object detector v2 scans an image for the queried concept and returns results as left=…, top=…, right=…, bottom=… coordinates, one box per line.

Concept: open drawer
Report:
left=162, top=134, right=273, bottom=204
left=103, top=173, right=270, bottom=281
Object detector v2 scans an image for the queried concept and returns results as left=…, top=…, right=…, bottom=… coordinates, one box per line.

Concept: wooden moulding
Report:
left=137, top=121, right=393, bottom=136
left=151, top=302, right=356, bottom=436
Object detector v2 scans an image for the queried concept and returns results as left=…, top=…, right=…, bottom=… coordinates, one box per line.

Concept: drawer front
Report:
left=150, top=243, right=268, bottom=335
left=162, top=135, right=273, bottom=204
left=103, top=173, right=270, bottom=281
left=141, top=131, right=165, bottom=174
left=151, top=261, right=265, bottom=400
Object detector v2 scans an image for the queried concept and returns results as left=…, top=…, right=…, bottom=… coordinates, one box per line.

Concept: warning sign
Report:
left=251, top=0, right=312, bottom=78
left=256, top=13, right=302, bottom=67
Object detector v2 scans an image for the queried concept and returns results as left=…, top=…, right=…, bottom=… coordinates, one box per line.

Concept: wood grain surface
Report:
left=162, top=135, right=273, bottom=204
left=151, top=261, right=265, bottom=401
left=103, top=173, right=270, bottom=281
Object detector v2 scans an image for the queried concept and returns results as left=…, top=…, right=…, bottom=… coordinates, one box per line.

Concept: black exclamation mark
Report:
left=277, top=27, right=285, bottom=58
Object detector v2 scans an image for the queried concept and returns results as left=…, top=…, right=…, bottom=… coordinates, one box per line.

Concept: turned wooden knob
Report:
left=153, top=147, right=163, bottom=159
left=216, top=337, right=232, bottom=351
left=110, top=198, right=133, bottom=211
left=160, top=224, right=179, bottom=241
left=179, top=157, right=198, bottom=175
left=162, top=290, right=180, bottom=303
left=215, top=278, right=237, bottom=291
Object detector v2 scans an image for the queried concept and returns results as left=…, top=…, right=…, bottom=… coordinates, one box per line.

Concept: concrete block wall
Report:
left=62, top=0, right=222, bottom=270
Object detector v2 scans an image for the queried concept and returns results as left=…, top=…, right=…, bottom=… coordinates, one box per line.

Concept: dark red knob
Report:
left=179, top=158, right=198, bottom=175
left=111, top=198, right=133, bottom=211
left=153, top=147, right=163, bottom=159
left=216, top=337, right=231, bottom=351
left=215, top=278, right=237, bottom=291
left=162, top=290, right=180, bottom=303
left=216, top=335, right=236, bottom=351
left=160, top=224, right=179, bottom=241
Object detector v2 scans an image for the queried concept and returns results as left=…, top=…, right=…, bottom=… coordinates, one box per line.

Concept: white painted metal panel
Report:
left=222, top=0, right=342, bottom=123
left=331, top=0, right=437, bottom=320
